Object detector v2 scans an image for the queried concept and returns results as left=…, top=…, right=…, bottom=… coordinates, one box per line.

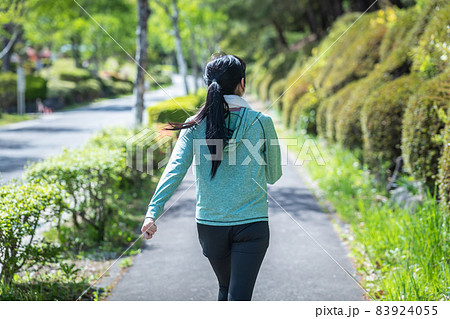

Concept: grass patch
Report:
left=0, top=113, right=38, bottom=126
left=276, top=115, right=450, bottom=301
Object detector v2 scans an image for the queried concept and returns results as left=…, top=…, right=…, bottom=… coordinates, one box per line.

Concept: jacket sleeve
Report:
left=262, top=115, right=282, bottom=184
left=145, top=122, right=194, bottom=220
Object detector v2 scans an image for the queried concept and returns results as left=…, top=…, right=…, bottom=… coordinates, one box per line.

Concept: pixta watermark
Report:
left=126, top=128, right=325, bottom=175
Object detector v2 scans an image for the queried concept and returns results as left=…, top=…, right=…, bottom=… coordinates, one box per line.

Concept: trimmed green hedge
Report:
left=402, top=71, right=450, bottom=190
left=147, top=91, right=205, bottom=125
left=59, top=68, right=92, bottom=83
left=281, top=68, right=318, bottom=128
left=0, top=73, right=47, bottom=113
left=316, top=96, right=328, bottom=139
left=412, top=1, right=450, bottom=78
left=47, top=80, right=77, bottom=105
left=73, top=79, right=102, bottom=102
left=335, top=77, right=385, bottom=150
left=317, top=10, right=388, bottom=96
left=257, top=51, right=299, bottom=102
left=361, top=74, right=422, bottom=176
left=319, top=82, right=357, bottom=143
left=438, top=110, right=450, bottom=209
left=47, top=78, right=102, bottom=104
left=25, top=75, right=47, bottom=102
left=291, top=92, right=320, bottom=135
left=112, top=81, right=134, bottom=95
left=268, top=79, right=286, bottom=111
left=377, top=0, right=440, bottom=78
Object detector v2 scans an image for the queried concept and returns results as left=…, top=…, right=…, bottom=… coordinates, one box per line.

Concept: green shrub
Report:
left=299, top=135, right=450, bottom=301
left=291, top=92, right=320, bottom=135
left=316, top=98, right=328, bottom=139
left=25, top=126, right=165, bottom=251
left=147, top=93, right=204, bottom=125
left=0, top=72, right=17, bottom=113
left=147, top=64, right=173, bottom=87
left=258, top=51, right=299, bottom=101
left=73, top=79, right=102, bottom=102
left=87, top=126, right=134, bottom=150
left=335, top=79, right=369, bottom=150
left=317, top=10, right=388, bottom=96
left=281, top=67, right=318, bottom=127
left=47, top=80, right=76, bottom=105
left=47, top=78, right=101, bottom=105
left=361, top=74, right=421, bottom=177
left=59, top=68, right=92, bottom=82
left=280, top=11, right=362, bottom=115
left=378, top=7, right=417, bottom=65
left=0, top=181, right=63, bottom=285
left=402, top=71, right=450, bottom=190
left=85, top=126, right=153, bottom=189
left=268, top=78, right=286, bottom=111
left=25, top=75, right=47, bottom=102
left=25, top=147, right=127, bottom=243
left=112, top=81, right=134, bottom=95
left=319, top=82, right=357, bottom=143
left=148, top=73, right=172, bottom=87
left=438, top=112, right=450, bottom=209
left=248, top=57, right=270, bottom=94
left=412, top=1, right=450, bottom=78
left=377, top=0, right=440, bottom=77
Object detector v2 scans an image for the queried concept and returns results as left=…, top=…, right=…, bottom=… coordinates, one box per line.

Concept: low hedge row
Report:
left=401, top=71, right=450, bottom=190
left=361, top=74, right=422, bottom=177
left=25, top=146, right=127, bottom=243
left=252, top=0, right=449, bottom=201
left=0, top=72, right=47, bottom=113
left=438, top=111, right=450, bottom=209
left=0, top=125, right=167, bottom=286
left=147, top=89, right=206, bottom=125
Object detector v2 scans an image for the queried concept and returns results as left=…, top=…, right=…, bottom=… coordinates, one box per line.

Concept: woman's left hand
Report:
left=141, top=218, right=157, bottom=240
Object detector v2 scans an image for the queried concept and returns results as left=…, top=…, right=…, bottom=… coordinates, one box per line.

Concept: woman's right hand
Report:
left=141, top=218, right=157, bottom=240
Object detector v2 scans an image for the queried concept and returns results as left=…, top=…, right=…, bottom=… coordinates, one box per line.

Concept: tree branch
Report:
left=153, top=0, right=171, bottom=16
left=0, top=29, right=19, bottom=60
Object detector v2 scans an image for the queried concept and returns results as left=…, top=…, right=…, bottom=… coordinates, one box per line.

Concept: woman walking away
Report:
left=141, top=53, right=282, bottom=301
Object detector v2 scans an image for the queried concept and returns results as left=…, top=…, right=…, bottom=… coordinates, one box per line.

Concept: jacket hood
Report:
left=223, top=95, right=260, bottom=152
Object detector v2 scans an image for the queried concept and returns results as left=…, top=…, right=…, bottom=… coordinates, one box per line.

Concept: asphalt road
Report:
left=0, top=75, right=198, bottom=184
left=107, top=100, right=364, bottom=301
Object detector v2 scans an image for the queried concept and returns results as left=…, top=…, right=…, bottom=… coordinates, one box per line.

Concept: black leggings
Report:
left=197, top=221, right=270, bottom=301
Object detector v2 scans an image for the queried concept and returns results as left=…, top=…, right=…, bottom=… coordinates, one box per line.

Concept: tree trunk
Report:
left=135, top=0, right=151, bottom=126
left=71, top=34, right=82, bottom=69
left=331, top=0, right=343, bottom=18
left=272, top=19, right=289, bottom=48
left=305, top=3, right=319, bottom=36
left=1, top=35, right=12, bottom=72
left=1, top=23, right=20, bottom=72
left=172, top=0, right=189, bottom=95
left=317, top=0, right=331, bottom=34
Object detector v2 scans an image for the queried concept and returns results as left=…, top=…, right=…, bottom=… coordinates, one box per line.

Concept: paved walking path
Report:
left=0, top=75, right=197, bottom=184
left=107, top=97, right=364, bottom=301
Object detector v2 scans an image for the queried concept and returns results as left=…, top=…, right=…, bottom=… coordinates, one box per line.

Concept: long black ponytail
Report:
left=167, top=53, right=246, bottom=179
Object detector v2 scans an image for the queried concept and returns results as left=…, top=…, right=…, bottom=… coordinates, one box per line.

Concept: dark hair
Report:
left=167, top=53, right=246, bottom=179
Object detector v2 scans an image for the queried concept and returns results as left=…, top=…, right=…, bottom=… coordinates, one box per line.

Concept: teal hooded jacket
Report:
left=145, top=94, right=282, bottom=226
